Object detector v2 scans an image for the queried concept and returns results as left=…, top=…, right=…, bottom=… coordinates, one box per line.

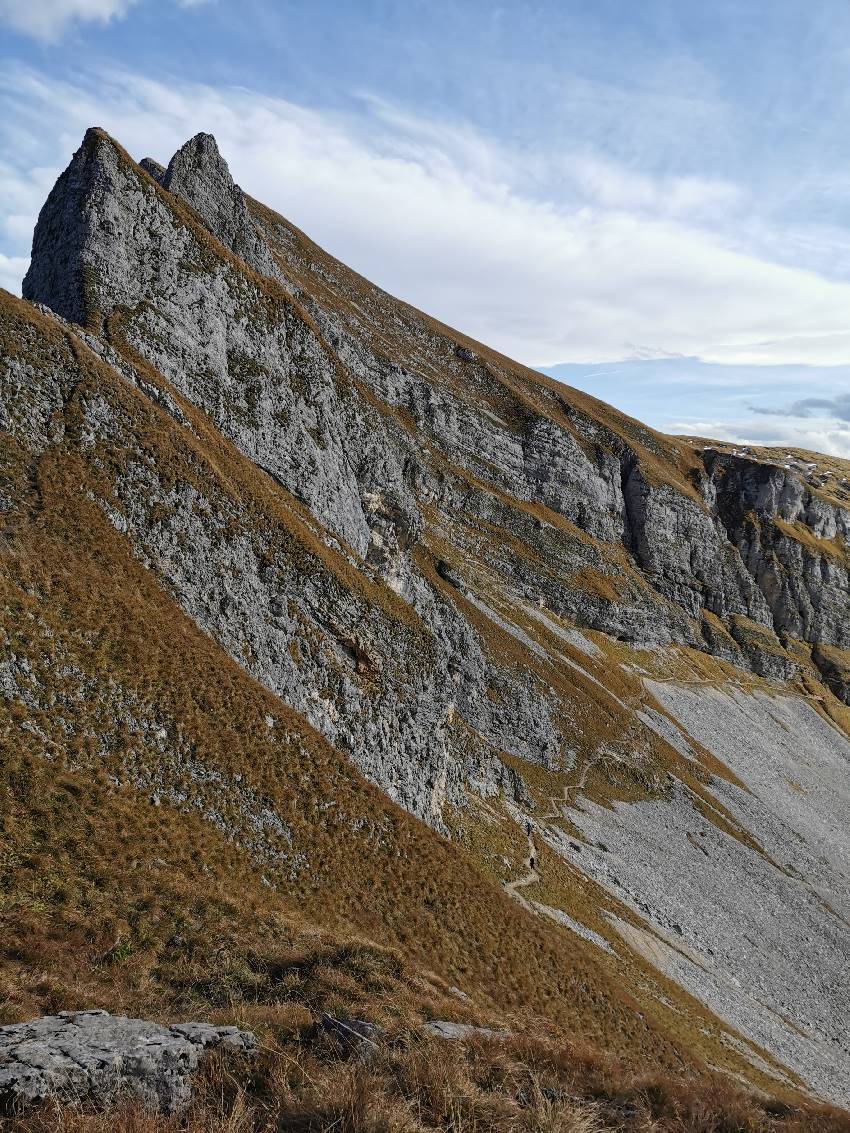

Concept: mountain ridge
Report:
left=2, top=126, right=849, bottom=1117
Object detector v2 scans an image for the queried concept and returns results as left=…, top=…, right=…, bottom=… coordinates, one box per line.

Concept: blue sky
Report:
left=3, top=1, right=850, bottom=454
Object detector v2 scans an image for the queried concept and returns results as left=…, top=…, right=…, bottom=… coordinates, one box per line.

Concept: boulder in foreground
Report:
left=0, top=1010, right=256, bottom=1115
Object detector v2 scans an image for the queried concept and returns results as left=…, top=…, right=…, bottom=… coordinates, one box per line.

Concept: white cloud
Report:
left=704, top=331, right=850, bottom=367
left=568, top=154, right=744, bottom=220
left=3, top=64, right=850, bottom=373
left=0, top=0, right=211, bottom=40
left=671, top=416, right=850, bottom=459
left=0, top=252, right=30, bottom=296
left=0, top=0, right=136, bottom=41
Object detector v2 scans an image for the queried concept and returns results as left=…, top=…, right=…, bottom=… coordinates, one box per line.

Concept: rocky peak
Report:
left=22, top=127, right=117, bottom=325
left=22, top=129, right=276, bottom=334
left=160, top=132, right=277, bottom=276
left=139, top=156, right=166, bottom=183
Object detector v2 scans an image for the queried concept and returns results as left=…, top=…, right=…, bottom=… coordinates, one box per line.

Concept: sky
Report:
left=3, top=2, right=850, bottom=455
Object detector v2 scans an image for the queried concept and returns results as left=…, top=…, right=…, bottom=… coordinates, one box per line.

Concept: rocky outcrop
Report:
left=0, top=1011, right=256, bottom=1114
left=704, top=449, right=850, bottom=648
left=22, top=129, right=182, bottom=327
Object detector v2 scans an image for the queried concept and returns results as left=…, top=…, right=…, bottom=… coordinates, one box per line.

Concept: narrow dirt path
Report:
left=503, top=824, right=540, bottom=912
left=502, top=752, right=604, bottom=911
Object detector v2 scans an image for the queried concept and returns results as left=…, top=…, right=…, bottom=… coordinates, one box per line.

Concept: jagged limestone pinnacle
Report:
left=22, top=127, right=118, bottom=324
left=160, top=131, right=277, bottom=275
left=22, top=127, right=275, bottom=330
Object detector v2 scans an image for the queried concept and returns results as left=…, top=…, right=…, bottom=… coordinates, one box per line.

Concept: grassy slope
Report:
left=3, top=341, right=847, bottom=1133
left=0, top=289, right=687, bottom=1064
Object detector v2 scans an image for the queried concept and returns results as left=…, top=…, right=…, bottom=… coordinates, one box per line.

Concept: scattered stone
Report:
left=311, top=1014, right=385, bottom=1059
left=422, top=1020, right=510, bottom=1041
left=0, top=1010, right=256, bottom=1115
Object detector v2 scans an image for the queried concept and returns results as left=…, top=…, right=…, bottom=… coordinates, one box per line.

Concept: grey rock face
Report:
left=522, top=416, right=624, bottom=542
left=705, top=450, right=850, bottom=648
left=0, top=1011, right=256, bottom=1114
left=23, top=129, right=195, bottom=329
left=22, top=129, right=106, bottom=324
left=623, top=463, right=771, bottom=625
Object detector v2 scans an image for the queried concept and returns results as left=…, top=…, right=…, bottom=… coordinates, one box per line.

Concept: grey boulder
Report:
left=0, top=1010, right=256, bottom=1115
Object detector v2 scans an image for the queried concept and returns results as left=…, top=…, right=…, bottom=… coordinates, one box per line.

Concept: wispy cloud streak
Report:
left=3, top=63, right=850, bottom=372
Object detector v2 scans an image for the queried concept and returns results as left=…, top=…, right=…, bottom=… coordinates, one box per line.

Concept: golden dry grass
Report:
left=3, top=1033, right=848, bottom=1132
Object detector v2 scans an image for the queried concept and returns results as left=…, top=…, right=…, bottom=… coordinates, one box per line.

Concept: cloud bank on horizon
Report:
left=2, top=0, right=850, bottom=455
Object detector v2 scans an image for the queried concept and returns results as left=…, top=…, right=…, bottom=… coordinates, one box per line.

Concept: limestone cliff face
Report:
left=705, top=451, right=850, bottom=658
left=8, top=128, right=850, bottom=1105
left=23, top=129, right=850, bottom=686
left=23, top=131, right=850, bottom=666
